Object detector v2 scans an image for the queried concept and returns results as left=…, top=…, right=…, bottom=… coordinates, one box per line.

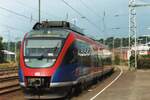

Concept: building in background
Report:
left=1, top=50, right=15, bottom=61
left=132, top=42, right=150, bottom=56
left=114, top=42, right=150, bottom=61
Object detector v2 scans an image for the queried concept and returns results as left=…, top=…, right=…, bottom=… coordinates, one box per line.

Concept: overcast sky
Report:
left=0, top=0, right=150, bottom=41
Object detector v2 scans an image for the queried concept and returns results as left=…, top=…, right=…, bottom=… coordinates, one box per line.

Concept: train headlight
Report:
left=27, top=78, right=41, bottom=87
left=34, top=79, right=41, bottom=87
left=27, top=77, right=50, bottom=88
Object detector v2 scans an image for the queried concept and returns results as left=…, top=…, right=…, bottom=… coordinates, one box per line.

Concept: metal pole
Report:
left=129, top=0, right=137, bottom=69
left=15, top=41, right=16, bottom=62
left=133, top=1, right=137, bottom=69
left=112, top=37, right=115, bottom=67
left=8, top=31, right=10, bottom=61
left=129, top=1, right=150, bottom=70
left=128, top=0, right=131, bottom=69
left=102, top=11, right=106, bottom=33
left=39, top=0, right=41, bottom=23
left=134, top=29, right=137, bottom=69
left=120, top=38, right=123, bottom=65
left=146, top=36, right=148, bottom=44
left=65, top=13, right=69, bottom=21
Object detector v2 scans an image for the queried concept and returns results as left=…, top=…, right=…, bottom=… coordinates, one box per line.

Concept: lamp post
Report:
left=137, top=38, right=143, bottom=44
left=38, top=0, right=41, bottom=23
left=142, top=34, right=150, bottom=44
left=15, top=37, right=21, bottom=64
left=120, top=38, right=123, bottom=65
left=111, top=27, right=123, bottom=64
left=7, top=30, right=11, bottom=62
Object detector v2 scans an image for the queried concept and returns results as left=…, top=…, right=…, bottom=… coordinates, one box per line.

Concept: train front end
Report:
left=18, top=21, right=75, bottom=99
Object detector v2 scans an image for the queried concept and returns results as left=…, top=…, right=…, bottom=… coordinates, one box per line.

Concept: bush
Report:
left=114, top=55, right=120, bottom=65
left=137, top=55, right=150, bottom=69
left=102, top=58, right=112, bottom=65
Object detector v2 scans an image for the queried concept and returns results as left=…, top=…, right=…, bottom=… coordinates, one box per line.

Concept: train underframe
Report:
left=23, top=86, right=71, bottom=99
left=22, top=68, right=114, bottom=99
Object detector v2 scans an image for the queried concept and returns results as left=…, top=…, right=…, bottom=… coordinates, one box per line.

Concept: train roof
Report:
left=32, top=21, right=84, bottom=36
left=30, top=21, right=105, bottom=48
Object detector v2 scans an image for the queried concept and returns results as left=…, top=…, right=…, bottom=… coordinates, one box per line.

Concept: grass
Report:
left=0, top=62, right=17, bottom=68
left=139, top=55, right=150, bottom=59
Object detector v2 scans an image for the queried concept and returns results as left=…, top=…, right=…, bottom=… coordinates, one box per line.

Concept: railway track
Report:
left=0, top=76, right=18, bottom=82
left=0, top=67, right=18, bottom=75
left=0, top=67, right=20, bottom=95
left=0, top=67, right=18, bottom=73
left=0, top=78, right=20, bottom=95
left=0, top=83, right=20, bottom=95
left=0, top=67, right=18, bottom=71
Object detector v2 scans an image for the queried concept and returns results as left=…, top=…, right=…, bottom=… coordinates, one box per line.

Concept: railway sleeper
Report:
left=0, top=84, right=20, bottom=95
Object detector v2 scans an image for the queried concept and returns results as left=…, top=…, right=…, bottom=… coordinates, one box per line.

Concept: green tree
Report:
left=105, top=37, right=114, bottom=49
left=114, top=38, right=121, bottom=48
left=98, top=38, right=104, bottom=44
left=122, top=38, right=129, bottom=47
left=3, top=42, right=15, bottom=52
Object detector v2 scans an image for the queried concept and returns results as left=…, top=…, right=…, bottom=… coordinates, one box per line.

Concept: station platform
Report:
left=93, top=69, right=150, bottom=100
left=72, top=66, right=150, bottom=100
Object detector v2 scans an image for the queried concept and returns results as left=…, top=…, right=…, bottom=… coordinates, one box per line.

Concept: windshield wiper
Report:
left=37, top=49, right=49, bottom=60
left=37, top=54, right=44, bottom=60
left=35, top=42, right=61, bottom=60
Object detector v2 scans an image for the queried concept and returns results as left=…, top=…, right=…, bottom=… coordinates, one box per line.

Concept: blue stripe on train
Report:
left=18, top=67, right=24, bottom=82
left=51, top=63, right=79, bottom=82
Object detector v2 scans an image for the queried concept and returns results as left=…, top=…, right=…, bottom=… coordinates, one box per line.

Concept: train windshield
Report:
left=24, top=38, right=63, bottom=68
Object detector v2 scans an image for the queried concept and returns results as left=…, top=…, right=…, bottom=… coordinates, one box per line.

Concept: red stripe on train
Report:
left=20, top=32, right=75, bottom=77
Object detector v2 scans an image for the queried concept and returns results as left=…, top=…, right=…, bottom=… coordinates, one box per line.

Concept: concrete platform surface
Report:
left=93, top=70, right=150, bottom=100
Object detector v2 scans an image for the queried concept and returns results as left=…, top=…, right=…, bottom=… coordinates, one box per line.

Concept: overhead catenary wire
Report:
left=0, top=10, right=31, bottom=32
left=0, top=24, right=27, bottom=32
left=15, top=0, right=61, bottom=20
left=61, top=0, right=86, bottom=19
left=0, top=24, right=26, bottom=42
left=0, top=6, right=37, bottom=21
left=61, top=0, right=101, bottom=32
left=79, top=0, right=101, bottom=18
left=0, top=10, right=35, bottom=28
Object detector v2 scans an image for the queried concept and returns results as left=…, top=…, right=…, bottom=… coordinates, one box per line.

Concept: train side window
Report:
left=95, top=55, right=98, bottom=67
left=90, top=46, right=102, bottom=67
left=95, top=55, right=99, bottom=67
left=97, top=55, right=103, bottom=67
left=76, top=40, right=91, bottom=67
